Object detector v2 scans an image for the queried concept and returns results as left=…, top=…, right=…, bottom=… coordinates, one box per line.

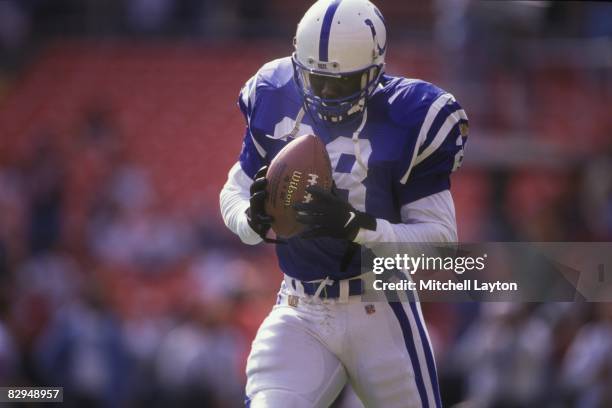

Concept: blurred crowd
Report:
left=0, top=1, right=612, bottom=407
left=0, top=106, right=281, bottom=407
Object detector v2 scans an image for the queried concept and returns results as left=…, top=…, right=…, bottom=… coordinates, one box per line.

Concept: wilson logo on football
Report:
left=284, top=171, right=302, bottom=207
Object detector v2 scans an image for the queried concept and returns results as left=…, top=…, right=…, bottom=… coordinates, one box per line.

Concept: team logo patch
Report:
left=459, top=122, right=469, bottom=137
left=365, top=304, right=376, bottom=315
left=288, top=295, right=299, bottom=307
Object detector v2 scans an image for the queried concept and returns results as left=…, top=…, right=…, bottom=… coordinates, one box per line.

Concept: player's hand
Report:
left=246, top=166, right=273, bottom=240
left=294, top=186, right=376, bottom=241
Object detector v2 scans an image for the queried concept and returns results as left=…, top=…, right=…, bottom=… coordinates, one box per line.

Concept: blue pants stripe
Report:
left=388, top=301, right=429, bottom=408
left=409, top=301, right=442, bottom=407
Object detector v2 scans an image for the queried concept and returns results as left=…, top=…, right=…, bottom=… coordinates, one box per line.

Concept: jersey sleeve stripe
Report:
left=418, top=100, right=462, bottom=156
left=241, top=75, right=258, bottom=113
left=400, top=93, right=454, bottom=184
left=239, top=74, right=266, bottom=158
left=414, top=108, right=467, bottom=167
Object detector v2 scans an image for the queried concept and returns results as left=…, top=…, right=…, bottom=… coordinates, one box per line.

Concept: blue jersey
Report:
left=238, top=57, right=468, bottom=282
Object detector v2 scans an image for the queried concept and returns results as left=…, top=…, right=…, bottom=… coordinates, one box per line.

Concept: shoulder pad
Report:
left=254, top=57, right=294, bottom=91
left=384, top=78, right=446, bottom=128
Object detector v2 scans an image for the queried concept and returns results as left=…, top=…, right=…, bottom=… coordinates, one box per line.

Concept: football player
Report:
left=220, top=0, right=468, bottom=406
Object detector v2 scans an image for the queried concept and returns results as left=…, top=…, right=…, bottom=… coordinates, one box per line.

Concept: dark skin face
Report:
left=309, top=71, right=364, bottom=100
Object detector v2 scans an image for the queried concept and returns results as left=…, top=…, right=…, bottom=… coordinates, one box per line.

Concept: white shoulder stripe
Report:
left=248, top=75, right=257, bottom=108
left=414, top=108, right=467, bottom=166
left=241, top=74, right=266, bottom=158
left=241, top=74, right=258, bottom=114
left=400, top=93, right=455, bottom=184
left=388, top=79, right=421, bottom=104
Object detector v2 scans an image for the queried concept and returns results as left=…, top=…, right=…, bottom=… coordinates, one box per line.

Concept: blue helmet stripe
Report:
left=319, top=0, right=342, bottom=62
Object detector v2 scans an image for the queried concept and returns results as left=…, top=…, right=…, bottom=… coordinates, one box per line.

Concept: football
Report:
left=265, top=134, right=333, bottom=238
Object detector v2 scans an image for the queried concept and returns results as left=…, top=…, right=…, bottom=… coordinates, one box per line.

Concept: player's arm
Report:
left=358, top=93, right=467, bottom=245
left=293, top=185, right=457, bottom=244
left=354, top=190, right=457, bottom=245
left=220, top=162, right=265, bottom=245
left=296, top=92, right=467, bottom=245
left=219, top=74, right=271, bottom=245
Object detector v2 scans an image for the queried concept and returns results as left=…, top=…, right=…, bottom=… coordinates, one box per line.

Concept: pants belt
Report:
left=287, top=277, right=363, bottom=299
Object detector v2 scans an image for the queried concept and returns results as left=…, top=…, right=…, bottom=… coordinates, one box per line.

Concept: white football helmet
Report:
left=292, top=0, right=387, bottom=124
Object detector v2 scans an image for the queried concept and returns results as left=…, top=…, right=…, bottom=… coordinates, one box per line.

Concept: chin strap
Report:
left=287, top=107, right=305, bottom=139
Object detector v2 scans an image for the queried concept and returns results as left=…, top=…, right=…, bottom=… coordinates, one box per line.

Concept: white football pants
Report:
left=245, top=277, right=442, bottom=408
